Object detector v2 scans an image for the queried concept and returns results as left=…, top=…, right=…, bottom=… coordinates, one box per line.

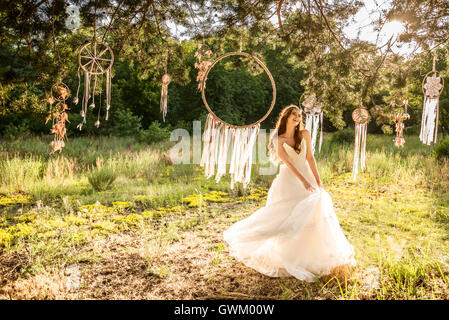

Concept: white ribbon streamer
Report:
left=200, top=115, right=260, bottom=189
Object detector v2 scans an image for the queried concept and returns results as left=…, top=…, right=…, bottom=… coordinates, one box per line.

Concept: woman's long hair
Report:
left=268, top=105, right=303, bottom=165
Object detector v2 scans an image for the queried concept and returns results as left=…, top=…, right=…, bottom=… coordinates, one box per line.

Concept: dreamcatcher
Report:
left=194, top=43, right=213, bottom=91
left=74, top=21, right=114, bottom=130
left=46, top=83, right=70, bottom=153
left=160, top=74, right=171, bottom=122
left=352, top=104, right=370, bottom=180
left=392, top=97, right=410, bottom=147
left=420, top=54, right=444, bottom=145
left=301, top=93, right=324, bottom=154
left=199, top=52, right=276, bottom=189
left=160, top=45, right=172, bottom=122
left=65, top=5, right=80, bottom=31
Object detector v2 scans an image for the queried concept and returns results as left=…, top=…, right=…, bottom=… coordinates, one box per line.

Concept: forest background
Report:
left=1, top=0, right=449, bottom=143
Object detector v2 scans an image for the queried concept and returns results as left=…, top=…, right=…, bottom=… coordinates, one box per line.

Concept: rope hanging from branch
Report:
left=420, top=53, right=444, bottom=145
left=199, top=52, right=276, bottom=189
left=352, top=105, right=370, bottom=181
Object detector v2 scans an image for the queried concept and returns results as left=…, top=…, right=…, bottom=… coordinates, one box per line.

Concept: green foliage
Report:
left=2, top=120, right=31, bottom=139
left=0, top=156, right=43, bottom=193
left=2, top=0, right=449, bottom=138
left=110, top=108, right=142, bottom=137
left=138, top=121, right=172, bottom=144
left=174, top=120, right=194, bottom=135
left=330, top=128, right=355, bottom=145
left=381, top=124, right=394, bottom=135
left=87, top=168, right=117, bottom=192
left=434, top=136, right=449, bottom=160
left=404, top=124, right=421, bottom=135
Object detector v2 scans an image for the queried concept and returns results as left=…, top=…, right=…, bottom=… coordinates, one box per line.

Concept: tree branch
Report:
left=277, top=0, right=285, bottom=32
left=150, top=0, right=165, bottom=43
left=18, top=0, right=48, bottom=19
left=312, top=0, right=346, bottom=51
left=102, top=0, right=125, bottom=42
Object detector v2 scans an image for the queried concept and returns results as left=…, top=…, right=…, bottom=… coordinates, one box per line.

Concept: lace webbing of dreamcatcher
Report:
left=200, top=113, right=260, bottom=189
left=420, top=96, right=439, bottom=145
left=305, top=114, right=322, bottom=154
left=83, top=70, right=90, bottom=125
left=319, top=112, right=323, bottom=152
left=105, top=69, right=111, bottom=121
left=353, top=123, right=367, bottom=181
left=231, top=125, right=259, bottom=188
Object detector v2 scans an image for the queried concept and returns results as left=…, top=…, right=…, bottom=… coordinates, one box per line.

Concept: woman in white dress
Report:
left=223, top=105, right=356, bottom=282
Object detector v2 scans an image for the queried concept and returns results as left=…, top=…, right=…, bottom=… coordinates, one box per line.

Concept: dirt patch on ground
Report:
left=0, top=248, right=68, bottom=299
left=0, top=271, right=66, bottom=299
left=74, top=252, right=154, bottom=299
left=0, top=202, right=361, bottom=300
left=69, top=232, right=288, bottom=300
left=0, top=250, right=29, bottom=295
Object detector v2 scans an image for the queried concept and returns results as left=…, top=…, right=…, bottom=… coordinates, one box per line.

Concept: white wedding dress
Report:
left=223, top=138, right=356, bottom=282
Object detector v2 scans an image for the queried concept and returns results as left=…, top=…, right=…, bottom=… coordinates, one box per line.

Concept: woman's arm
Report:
left=277, top=138, right=315, bottom=192
left=302, top=130, right=322, bottom=188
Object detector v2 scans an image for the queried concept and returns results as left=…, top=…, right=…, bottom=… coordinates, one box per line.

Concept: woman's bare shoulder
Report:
left=300, top=129, right=311, bottom=139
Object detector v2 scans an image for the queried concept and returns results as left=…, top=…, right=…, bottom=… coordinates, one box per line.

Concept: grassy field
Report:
left=0, top=132, right=448, bottom=300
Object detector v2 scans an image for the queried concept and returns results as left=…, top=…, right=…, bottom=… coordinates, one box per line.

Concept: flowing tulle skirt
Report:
left=223, top=163, right=356, bottom=282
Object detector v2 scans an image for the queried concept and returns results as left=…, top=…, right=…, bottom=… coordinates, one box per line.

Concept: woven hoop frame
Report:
left=201, top=52, right=276, bottom=129
left=422, top=71, right=444, bottom=97
left=352, top=106, right=370, bottom=124
left=78, top=41, right=114, bottom=76
left=51, top=82, right=70, bottom=102
left=390, top=93, right=407, bottom=108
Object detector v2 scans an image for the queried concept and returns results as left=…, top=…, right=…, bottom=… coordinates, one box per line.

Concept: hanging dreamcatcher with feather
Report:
left=420, top=53, right=444, bottom=145
left=46, top=83, right=70, bottom=153
left=160, top=48, right=171, bottom=122
left=391, top=96, right=410, bottom=147
left=199, top=52, right=276, bottom=190
left=194, top=43, right=213, bottom=91
left=301, top=93, right=324, bottom=154
left=73, top=18, right=114, bottom=130
left=352, top=104, right=370, bottom=181
left=44, top=1, right=73, bottom=153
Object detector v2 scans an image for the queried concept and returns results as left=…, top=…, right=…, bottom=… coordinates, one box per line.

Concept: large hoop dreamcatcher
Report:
left=420, top=53, right=444, bottom=145
left=74, top=20, right=114, bottom=130
left=199, top=52, right=276, bottom=189
left=352, top=104, right=370, bottom=181
left=301, top=93, right=324, bottom=154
